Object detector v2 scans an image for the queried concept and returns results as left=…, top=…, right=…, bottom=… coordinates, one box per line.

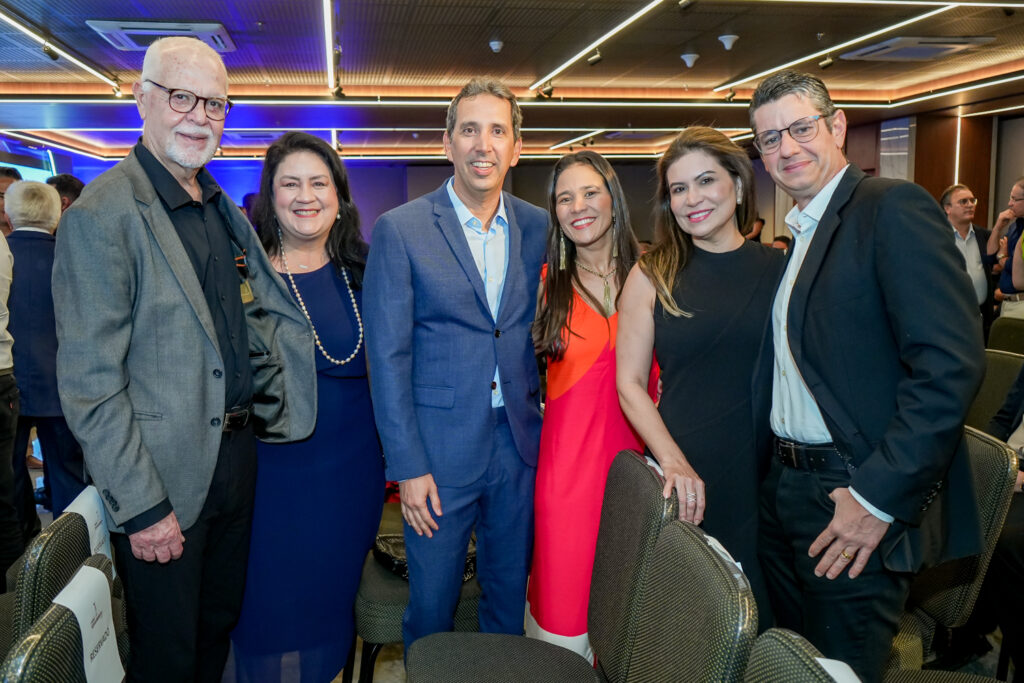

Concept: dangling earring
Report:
left=559, top=233, right=567, bottom=270
left=735, top=181, right=743, bottom=205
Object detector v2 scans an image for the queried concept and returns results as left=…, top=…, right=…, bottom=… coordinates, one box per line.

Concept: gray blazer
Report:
left=53, top=149, right=316, bottom=533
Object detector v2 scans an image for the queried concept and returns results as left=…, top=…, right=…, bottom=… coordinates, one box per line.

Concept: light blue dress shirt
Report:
left=769, top=165, right=893, bottom=523
left=446, top=178, right=509, bottom=408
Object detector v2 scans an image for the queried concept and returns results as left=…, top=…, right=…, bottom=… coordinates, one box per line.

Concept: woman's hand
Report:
left=660, top=457, right=705, bottom=525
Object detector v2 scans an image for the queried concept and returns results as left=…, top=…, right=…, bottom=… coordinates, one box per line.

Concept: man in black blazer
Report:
left=749, top=70, right=985, bottom=682
left=941, top=184, right=998, bottom=340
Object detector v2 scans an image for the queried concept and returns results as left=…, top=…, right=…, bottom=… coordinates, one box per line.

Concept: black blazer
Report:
left=754, top=165, right=986, bottom=573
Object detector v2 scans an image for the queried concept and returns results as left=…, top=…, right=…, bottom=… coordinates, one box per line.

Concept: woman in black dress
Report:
left=616, top=127, right=783, bottom=615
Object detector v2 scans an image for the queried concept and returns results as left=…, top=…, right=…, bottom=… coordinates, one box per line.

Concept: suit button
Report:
left=494, top=329, right=501, bottom=338
left=211, top=417, right=222, bottom=427
left=213, top=369, right=223, bottom=378
left=491, top=381, right=497, bottom=390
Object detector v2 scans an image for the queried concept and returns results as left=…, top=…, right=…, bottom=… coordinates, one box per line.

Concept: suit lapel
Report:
left=433, top=185, right=492, bottom=317
left=787, top=165, right=864, bottom=360
left=122, top=152, right=220, bottom=352
left=496, top=193, right=524, bottom=324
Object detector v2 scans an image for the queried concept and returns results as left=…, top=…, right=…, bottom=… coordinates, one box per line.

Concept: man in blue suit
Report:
left=5, top=181, right=86, bottom=541
left=364, top=78, right=547, bottom=650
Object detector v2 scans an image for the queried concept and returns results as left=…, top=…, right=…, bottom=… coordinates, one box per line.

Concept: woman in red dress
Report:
left=526, top=150, right=645, bottom=661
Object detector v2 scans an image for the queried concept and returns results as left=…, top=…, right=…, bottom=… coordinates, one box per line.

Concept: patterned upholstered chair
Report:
left=746, top=628, right=1001, bottom=683
left=345, top=502, right=481, bottom=683
left=988, top=316, right=1024, bottom=355
left=886, top=427, right=1018, bottom=672
left=965, top=350, right=1024, bottom=431
left=0, top=512, right=91, bottom=655
left=0, top=554, right=124, bottom=681
left=406, top=450, right=743, bottom=682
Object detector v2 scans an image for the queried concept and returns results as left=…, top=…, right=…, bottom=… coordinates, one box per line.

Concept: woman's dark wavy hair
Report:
left=533, top=150, right=638, bottom=360
left=253, top=131, right=367, bottom=286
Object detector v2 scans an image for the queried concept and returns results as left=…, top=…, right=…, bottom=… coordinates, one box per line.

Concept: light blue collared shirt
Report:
left=770, top=165, right=893, bottom=524
left=446, top=178, right=509, bottom=408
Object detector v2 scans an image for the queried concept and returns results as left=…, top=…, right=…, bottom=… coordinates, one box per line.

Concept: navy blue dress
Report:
left=231, top=264, right=385, bottom=682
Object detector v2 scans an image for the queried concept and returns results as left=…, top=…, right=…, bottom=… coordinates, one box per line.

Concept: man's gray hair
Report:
left=445, top=78, right=522, bottom=141
left=140, top=37, right=227, bottom=90
left=5, top=181, right=61, bottom=231
left=939, top=183, right=971, bottom=208
left=749, top=70, right=837, bottom=133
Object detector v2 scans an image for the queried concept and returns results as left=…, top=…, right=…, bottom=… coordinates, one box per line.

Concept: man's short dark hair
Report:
left=749, top=70, right=837, bottom=133
left=46, top=174, right=85, bottom=203
left=445, top=78, right=522, bottom=141
left=0, top=167, right=22, bottom=181
left=773, top=235, right=792, bottom=247
left=939, top=183, right=971, bottom=209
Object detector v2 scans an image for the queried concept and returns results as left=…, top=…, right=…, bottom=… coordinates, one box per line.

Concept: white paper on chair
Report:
left=64, top=486, right=114, bottom=575
left=52, top=565, right=125, bottom=683
left=815, top=657, right=861, bottom=682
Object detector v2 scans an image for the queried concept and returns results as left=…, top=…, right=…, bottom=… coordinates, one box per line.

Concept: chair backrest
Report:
left=628, top=520, right=758, bottom=683
left=743, top=629, right=834, bottom=683
left=0, top=603, right=86, bottom=683
left=12, top=512, right=91, bottom=641
left=588, top=451, right=677, bottom=682
left=965, top=349, right=1024, bottom=431
left=908, top=427, right=1018, bottom=627
left=989, top=315, right=1024, bottom=354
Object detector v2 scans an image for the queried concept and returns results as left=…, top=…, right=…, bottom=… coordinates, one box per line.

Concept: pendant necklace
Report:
left=575, top=260, right=617, bottom=316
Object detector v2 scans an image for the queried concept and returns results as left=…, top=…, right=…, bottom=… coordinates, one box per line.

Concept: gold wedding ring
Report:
left=840, top=550, right=853, bottom=560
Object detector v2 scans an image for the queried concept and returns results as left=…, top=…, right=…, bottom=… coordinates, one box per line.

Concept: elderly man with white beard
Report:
left=52, top=37, right=316, bottom=682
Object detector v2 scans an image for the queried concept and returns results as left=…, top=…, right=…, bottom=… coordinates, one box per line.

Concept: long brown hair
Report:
left=639, top=127, right=755, bottom=317
left=533, top=150, right=638, bottom=360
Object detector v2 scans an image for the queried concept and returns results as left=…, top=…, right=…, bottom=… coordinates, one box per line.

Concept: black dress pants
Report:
left=112, top=424, right=257, bottom=683
left=0, top=373, right=23, bottom=578
left=758, top=458, right=912, bottom=683
left=12, top=415, right=86, bottom=538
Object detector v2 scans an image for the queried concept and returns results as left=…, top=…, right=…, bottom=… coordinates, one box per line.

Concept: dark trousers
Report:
left=0, top=373, right=22, bottom=578
left=758, top=458, right=911, bottom=683
left=112, top=424, right=257, bottom=683
left=12, top=415, right=86, bottom=533
left=402, top=414, right=535, bottom=650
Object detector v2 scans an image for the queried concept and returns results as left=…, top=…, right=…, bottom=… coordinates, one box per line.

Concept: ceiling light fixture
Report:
left=680, top=53, right=699, bottom=68
left=587, top=49, right=603, bottom=66
left=718, top=34, right=739, bottom=51
left=953, top=116, right=962, bottom=184
left=819, top=55, right=834, bottom=69
left=713, top=4, right=954, bottom=92
left=0, top=9, right=119, bottom=89
left=322, top=0, right=335, bottom=91
left=962, top=103, right=1024, bottom=117
left=0, top=130, right=112, bottom=160
left=757, top=0, right=1024, bottom=6
left=724, top=88, right=737, bottom=102
left=539, top=82, right=554, bottom=98
left=550, top=129, right=606, bottom=150
left=678, top=0, right=695, bottom=8
left=529, top=0, right=663, bottom=90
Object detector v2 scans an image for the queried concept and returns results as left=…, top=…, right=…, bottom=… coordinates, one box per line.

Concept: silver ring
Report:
left=685, top=493, right=697, bottom=500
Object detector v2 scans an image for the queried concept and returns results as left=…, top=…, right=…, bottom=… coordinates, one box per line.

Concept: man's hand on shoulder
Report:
left=400, top=474, right=442, bottom=538
left=809, top=487, right=890, bottom=580
left=129, top=511, right=185, bottom=564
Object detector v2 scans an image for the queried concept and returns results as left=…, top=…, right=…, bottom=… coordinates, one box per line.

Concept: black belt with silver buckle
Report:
left=223, top=403, right=253, bottom=432
left=774, top=437, right=850, bottom=472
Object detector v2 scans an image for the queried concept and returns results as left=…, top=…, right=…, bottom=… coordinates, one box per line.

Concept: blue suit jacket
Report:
left=363, top=181, right=547, bottom=486
left=8, top=229, right=61, bottom=417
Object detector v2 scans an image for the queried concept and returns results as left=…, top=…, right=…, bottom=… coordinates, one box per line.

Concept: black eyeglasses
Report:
left=753, top=115, right=825, bottom=154
left=145, top=79, right=232, bottom=120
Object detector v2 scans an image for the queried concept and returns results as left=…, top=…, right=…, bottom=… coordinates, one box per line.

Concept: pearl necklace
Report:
left=278, top=234, right=363, bottom=366
left=574, top=260, right=617, bottom=316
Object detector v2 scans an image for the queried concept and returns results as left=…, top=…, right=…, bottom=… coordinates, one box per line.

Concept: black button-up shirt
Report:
left=134, top=143, right=252, bottom=410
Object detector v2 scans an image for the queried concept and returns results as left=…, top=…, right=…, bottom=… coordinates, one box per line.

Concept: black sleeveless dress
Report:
left=651, top=239, right=784, bottom=615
